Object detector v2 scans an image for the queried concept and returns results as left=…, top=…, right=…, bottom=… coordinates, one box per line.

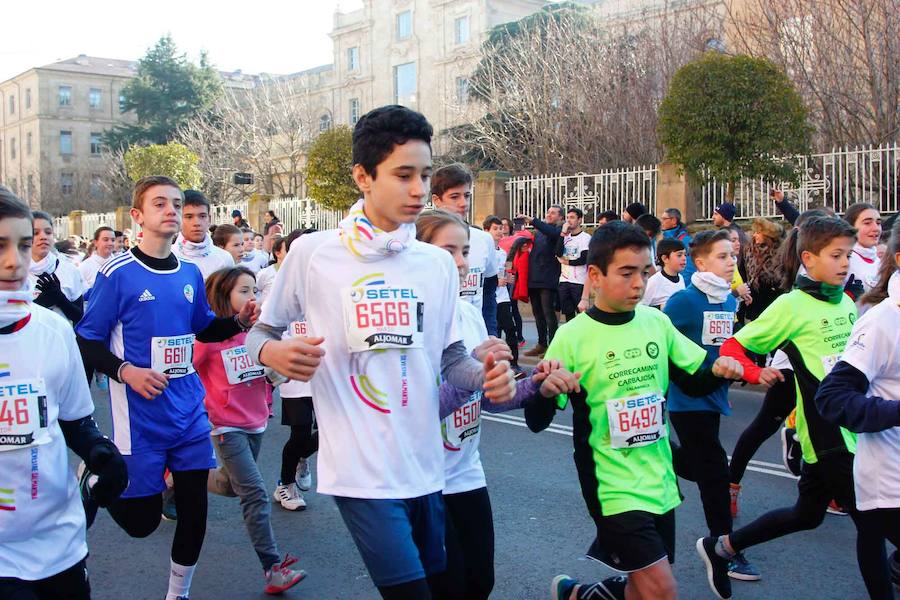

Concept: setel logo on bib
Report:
left=343, top=284, right=424, bottom=352
left=0, top=379, right=50, bottom=452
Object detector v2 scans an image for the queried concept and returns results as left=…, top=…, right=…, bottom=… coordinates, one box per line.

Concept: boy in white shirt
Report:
left=79, top=226, right=116, bottom=291
left=641, top=238, right=686, bottom=310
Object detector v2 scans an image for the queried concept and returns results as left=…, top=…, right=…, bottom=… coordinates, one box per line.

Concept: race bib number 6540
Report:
left=342, top=284, right=424, bottom=352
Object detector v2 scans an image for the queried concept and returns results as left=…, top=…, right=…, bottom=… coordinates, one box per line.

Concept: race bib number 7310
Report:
left=342, top=285, right=424, bottom=352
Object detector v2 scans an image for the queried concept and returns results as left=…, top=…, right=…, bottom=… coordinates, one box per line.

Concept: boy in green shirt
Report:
left=525, top=221, right=743, bottom=600
left=697, top=216, right=860, bottom=599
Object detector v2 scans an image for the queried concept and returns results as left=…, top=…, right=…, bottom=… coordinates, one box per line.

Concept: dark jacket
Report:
left=263, top=217, right=281, bottom=236
left=527, top=218, right=562, bottom=289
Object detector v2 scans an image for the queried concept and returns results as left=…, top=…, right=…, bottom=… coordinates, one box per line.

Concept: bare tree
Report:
left=175, top=77, right=318, bottom=202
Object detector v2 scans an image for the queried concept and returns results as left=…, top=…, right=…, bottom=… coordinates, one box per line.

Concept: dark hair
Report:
left=625, top=202, right=647, bottom=220
left=416, top=209, right=469, bottom=244
left=663, top=207, right=682, bottom=223
left=689, top=229, right=731, bottom=259
left=284, top=228, right=304, bottom=252
left=0, top=186, right=32, bottom=223
left=352, top=105, right=433, bottom=178
left=240, top=227, right=253, bottom=235
left=55, top=240, right=77, bottom=256
left=482, top=215, right=502, bottom=230
left=93, top=226, right=114, bottom=241
left=597, top=210, right=620, bottom=223
left=500, top=217, right=514, bottom=230
left=860, top=218, right=900, bottom=306
left=656, top=238, right=685, bottom=266
left=843, top=202, right=878, bottom=228
left=253, top=233, right=263, bottom=240
left=32, top=210, right=53, bottom=226
left=797, top=216, right=857, bottom=259
left=431, top=163, right=473, bottom=198
left=266, top=210, right=276, bottom=218
left=183, top=189, right=211, bottom=211
left=272, top=236, right=287, bottom=256
left=508, top=235, right=531, bottom=259
left=205, top=266, right=255, bottom=318
left=114, top=230, right=123, bottom=237
left=212, top=223, right=242, bottom=248
left=587, top=221, right=651, bottom=275
left=132, top=175, right=181, bottom=210
left=635, top=213, right=661, bottom=238
left=567, top=207, right=584, bottom=219
left=779, top=209, right=832, bottom=290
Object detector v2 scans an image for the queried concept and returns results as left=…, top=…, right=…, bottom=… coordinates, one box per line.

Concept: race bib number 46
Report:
left=151, top=335, right=196, bottom=378
left=0, top=379, right=50, bottom=452
left=221, top=345, right=265, bottom=385
left=606, top=392, right=666, bottom=449
left=702, top=311, right=734, bottom=346
left=342, top=285, right=424, bottom=352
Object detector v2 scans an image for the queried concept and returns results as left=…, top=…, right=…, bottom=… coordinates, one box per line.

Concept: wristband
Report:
left=116, top=361, right=132, bottom=382
left=235, top=313, right=251, bottom=331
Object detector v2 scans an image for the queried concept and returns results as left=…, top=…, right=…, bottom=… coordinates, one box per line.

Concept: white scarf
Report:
left=853, top=242, right=878, bottom=263
left=29, top=253, right=58, bottom=276
left=0, top=284, right=32, bottom=329
left=175, top=233, right=214, bottom=259
left=691, top=271, right=732, bottom=304
left=889, top=271, right=900, bottom=306
left=338, top=199, right=416, bottom=262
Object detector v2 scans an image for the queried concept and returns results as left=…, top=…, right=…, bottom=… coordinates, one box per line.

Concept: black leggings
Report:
left=855, top=508, right=900, bottom=600
left=510, top=298, right=523, bottom=342
left=0, top=558, right=90, bottom=600
left=730, top=370, right=796, bottom=484
left=106, top=469, right=208, bottom=566
left=280, top=397, right=318, bottom=484
left=431, top=487, right=495, bottom=600
left=529, top=288, right=558, bottom=347
left=496, top=302, right=519, bottom=367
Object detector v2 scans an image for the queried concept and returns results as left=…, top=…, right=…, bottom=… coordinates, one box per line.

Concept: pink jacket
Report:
left=193, top=331, right=271, bottom=431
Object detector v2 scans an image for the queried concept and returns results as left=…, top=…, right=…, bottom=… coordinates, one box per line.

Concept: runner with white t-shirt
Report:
left=173, top=190, right=236, bottom=280
left=844, top=202, right=883, bottom=295
left=556, top=208, right=592, bottom=322
left=0, top=187, right=127, bottom=599
left=29, top=211, right=85, bottom=326
left=240, top=229, right=271, bottom=274
left=641, top=238, right=686, bottom=311
left=79, top=226, right=116, bottom=291
left=246, top=106, right=516, bottom=600
left=431, top=164, right=499, bottom=336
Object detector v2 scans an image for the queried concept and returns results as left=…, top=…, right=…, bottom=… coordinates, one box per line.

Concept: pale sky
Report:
left=1, top=0, right=365, bottom=81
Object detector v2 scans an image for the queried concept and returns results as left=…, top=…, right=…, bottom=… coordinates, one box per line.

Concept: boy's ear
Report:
left=431, top=193, right=441, bottom=205
left=352, top=164, right=371, bottom=194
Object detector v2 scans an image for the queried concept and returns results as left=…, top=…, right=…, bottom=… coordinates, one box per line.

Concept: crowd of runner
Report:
left=0, top=104, right=898, bottom=600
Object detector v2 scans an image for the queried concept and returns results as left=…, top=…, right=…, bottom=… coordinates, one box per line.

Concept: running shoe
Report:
left=296, top=458, right=312, bottom=492
left=264, top=554, right=306, bottom=594
left=524, top=344, right=546, bottom=357
left=551, top=575, right=578, bottom=600
left=729, top=483, right=741, bottom=518
left=826, top=499, right=849, bottom=516
left=273, top=480, right=307, bottom=511
left=696, top=537, right=733, bottom=599
left=518, top=339, right=526, bottom=348
left=780, top=427, right=802, bottom=476
left=161, top=488, right=178, bottom=521
left=727, top=552, right=761, bottom=581
left=76, top=462, right=99, bottom=529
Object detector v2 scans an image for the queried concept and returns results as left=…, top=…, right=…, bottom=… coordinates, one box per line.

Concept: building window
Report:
left=455, top=77, right=470, bottom=104
left=347, top=46, right=359, bottom=71
left=89, top=88, right=102, bottom=108
left=9, top=137, right=15, bottom=160
left=119, top=93, right=126, bottom=112
left=60, top=130, right=73, bottom=155
left=90, top=174, right=103, bottom=198
left=8, top=95, right=15, bottom=115
left=349, top=98, right=360, bottom=125
left=90, top=132, right=102, bottom=155
left=396, top=10, right=412, bottom=40
left=319, top=113, right=332, bottom=132
left=26, top=132, right=32, bottom=156
left=24, top=88, right=31, bottom=109
left=393, top=62, right=417, bottom=106
left=26, top=175, right=34, bottom=201
left=60, top=173, right=74, bottom=196
left=58, top=86, right=72, bottom=107
left=454, top=16, right=470, bottom=45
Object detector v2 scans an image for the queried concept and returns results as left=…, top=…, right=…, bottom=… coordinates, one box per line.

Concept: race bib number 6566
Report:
left=342, top=284, right=424, bottom=353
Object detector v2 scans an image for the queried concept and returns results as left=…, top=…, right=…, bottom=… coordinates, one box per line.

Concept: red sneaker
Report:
left=827, top=499, right=849, bottom=516
left=730, top=483, right=741, bottom=518
left=264, top=554, right=306, bottom=594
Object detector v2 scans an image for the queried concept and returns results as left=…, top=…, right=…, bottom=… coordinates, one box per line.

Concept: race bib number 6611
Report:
left=342, top=284, right=424, bottom=353
left=151, top=335, right=196, bottom=378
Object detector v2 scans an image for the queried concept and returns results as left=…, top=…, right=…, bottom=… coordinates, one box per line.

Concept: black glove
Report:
left=844, top=275, right=865, bottom=302
left=86, top=440, right=128, bottom=507
left=33, top=272, right=64, bottom=308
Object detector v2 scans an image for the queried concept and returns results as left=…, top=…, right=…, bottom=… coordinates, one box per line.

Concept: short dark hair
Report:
left=798, top=216, right=857, bottom=257
left=663, top=207, right=682, bottom=223
left=567, top=207, right=584, bottom=219
left=32, top=210, right=53, bottom=226
left=656, top=238, right=685, bottom=265
left=93, top=226, right=114, bottom=241
left=114, top=230, right=123, bottom=237
left=212, top=223, right=242, bottom=248
left=587, top=221, right=651, bottom=275
left=352, top=105, right=433, bottom=179
left=690, top=229, right=732, bottom=259
left=183, top=189, right=211, bottom=211
left=625, top=202, right=647, bottom=220
left=431, top=163, right=473, bottom=198
left=0, top=185, right=32, bottom=223
left=635, top=213, right=661, bottom=237
left=132, top=175, right=181, bottom=210
left=597, top=210, right=620, bottom=223
left=482, top=215, right=502, bottom=230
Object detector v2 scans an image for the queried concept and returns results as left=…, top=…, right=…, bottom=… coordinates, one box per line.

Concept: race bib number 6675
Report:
left=342, top=284, right=424, bottom=353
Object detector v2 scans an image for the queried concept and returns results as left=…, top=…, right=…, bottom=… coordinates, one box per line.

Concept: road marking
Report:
left=482, top=414, right=800, bottom=480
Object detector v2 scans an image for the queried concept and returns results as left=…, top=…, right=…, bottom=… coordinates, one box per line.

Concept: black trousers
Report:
left=0, top=558, right=90, bottom=600
left=529, top=287, right=558, bottom=347
left=510, top=297, right=523, bottom=342
left=558, top=282, right=583, bottom=322
left=431, top=487, right=495, bottom=600
left=280, top=396, right=318, bottom=484
left=496, top=302, right=519, bottom=366
left=855, top=508, right=900, bottom=600
left=671, top=411, right=732, bottom=537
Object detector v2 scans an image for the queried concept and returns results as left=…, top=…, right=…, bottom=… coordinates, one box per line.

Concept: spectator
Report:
left=661, top=207, right=696, bottom=284
left=555, top=208, right=591, bottom=322
left=262, top=210, right=283, bottom=253
left=742, top=217, right=784, bottom=321
left=623, top=202, right=646, bottom=224
left=500, top=217, right=514, bottom=237
left=516, top=205, right=564, bottom=357
left=597, top=210, right=620, bottom=225
left=770, top=189, right=800, bottom=226
left=232, top=209, right=249, bottom=229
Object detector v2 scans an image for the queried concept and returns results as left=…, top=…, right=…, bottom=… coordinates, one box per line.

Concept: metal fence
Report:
left=80, top=211, right=117, bottom=238
left=699, top=143, right=900, bottom=220
left=268, top=197, right=345, bottom=232
left=211, top=201, right=248, bottom=227
left=506, top=166, right=658, bottom=228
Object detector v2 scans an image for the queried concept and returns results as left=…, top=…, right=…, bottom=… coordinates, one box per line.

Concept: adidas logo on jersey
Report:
left=138, top=289, right=156, bottom=302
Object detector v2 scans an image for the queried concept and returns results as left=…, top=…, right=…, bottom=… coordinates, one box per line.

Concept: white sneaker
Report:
left=273, top=480, right=306, bottom=511
left=296, top=458, right=312, bottom=492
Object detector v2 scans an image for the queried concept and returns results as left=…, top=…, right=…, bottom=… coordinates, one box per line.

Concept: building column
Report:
left=656, top=163, right=698, bottom=223
left=472, top=170, right=512, bottom=227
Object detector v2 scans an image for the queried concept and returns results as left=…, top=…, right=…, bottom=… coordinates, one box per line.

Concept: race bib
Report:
left=342, top=285, right=424, bottom=352
left=221, top=345, right=265, bottom=386
left=0, top=379, right=50, bottom=452
left=288, top=321, right=308, bottom=338
left=443, top=394, right=482, bottom=449
left=151, top=335, right=196, bottom=378
left=460, top=268, right=484, bottom=298
left=702, top=311, right=734, bottom=346
left=821, top=354, right=841, bottom=376
left=607, top=392, right=667, bottom=449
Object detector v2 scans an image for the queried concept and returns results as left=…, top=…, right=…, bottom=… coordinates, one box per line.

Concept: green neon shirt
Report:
left=545, top=305, right=706, bottom=516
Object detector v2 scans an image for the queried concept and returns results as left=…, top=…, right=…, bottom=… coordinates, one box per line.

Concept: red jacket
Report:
left=503, top=231, right=534, bottom=303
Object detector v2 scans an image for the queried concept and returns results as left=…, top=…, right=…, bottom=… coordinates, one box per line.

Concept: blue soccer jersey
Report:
left=76, top=250, right=215, bottom=454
